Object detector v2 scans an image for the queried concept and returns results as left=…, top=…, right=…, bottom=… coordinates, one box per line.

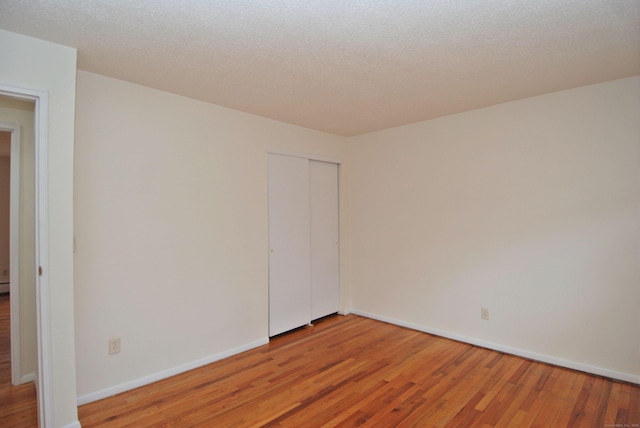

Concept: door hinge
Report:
left=38, top=266, right=43, bottom=276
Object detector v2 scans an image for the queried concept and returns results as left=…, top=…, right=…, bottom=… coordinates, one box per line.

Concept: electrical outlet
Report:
left=481, top=307, right=489, bottom=320
left=109, top=337, right=121, bottom=355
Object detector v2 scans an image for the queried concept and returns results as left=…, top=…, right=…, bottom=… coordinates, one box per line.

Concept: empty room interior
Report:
left=0, top=1, right=639, bottom=427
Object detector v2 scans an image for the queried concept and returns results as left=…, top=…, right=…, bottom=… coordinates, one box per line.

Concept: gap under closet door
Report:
left=309, top=160, right=339, bottom=320
left=268, top=154, right=311, bottom=337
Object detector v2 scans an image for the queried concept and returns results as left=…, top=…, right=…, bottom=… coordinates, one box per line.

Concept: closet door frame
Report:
left=266, top=148, right=343, bottom=336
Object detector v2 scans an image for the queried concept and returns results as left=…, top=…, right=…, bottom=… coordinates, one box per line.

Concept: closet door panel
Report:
left=268, top=154, right=311, bottom=336
left=310, top=161, right=340, bottom=320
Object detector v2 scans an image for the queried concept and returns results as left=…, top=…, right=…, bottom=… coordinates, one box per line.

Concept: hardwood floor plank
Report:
left=630, top=382, right=640, bottom=427
left=615, top=383, right=633, bottom=426
left=591, top=377, right=613, bottom=427
left=604, top=382, right=622, bottom=426
left=492, top=363, right=541, bottom=427
left=569, top=375, right=595, bottom=426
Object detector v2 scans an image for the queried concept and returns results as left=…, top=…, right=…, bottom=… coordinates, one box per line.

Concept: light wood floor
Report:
left=78, top=313, right=639, bottom=427
left=0, top=293, right=38, bottom=428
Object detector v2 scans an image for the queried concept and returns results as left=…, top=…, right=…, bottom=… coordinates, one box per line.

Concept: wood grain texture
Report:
left=0, top=293, right=38, bottom=428
left=78, top=313, right=640, bottom=427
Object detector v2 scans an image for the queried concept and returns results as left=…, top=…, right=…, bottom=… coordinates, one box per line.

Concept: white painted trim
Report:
left=266, top=147, right=343, bottom=165
left=21, top=372, right=36, bottom=384
left=60, top=422, right=81, bottom=428
left=34, top=90, right=53, bottom=428
left=0, top=84, right=53, bottom=428
left=77, top=337, right=269, bottom=405
left=0, top=121, right=21, bottom=386
left=9, top=123, right=21, bottom=385
left=351, top=309, right=640, bottom=385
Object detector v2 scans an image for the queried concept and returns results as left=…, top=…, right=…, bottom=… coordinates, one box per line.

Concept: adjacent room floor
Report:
left=0, top=293, right=38, bottom=427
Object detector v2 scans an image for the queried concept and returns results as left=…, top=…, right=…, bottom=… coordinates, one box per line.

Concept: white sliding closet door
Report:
left=268, top=154, right=311, bottom=337
left=310, top=161, right=340, bottom=320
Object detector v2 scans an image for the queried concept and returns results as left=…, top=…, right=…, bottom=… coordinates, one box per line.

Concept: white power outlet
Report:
left=481, top=307, right=489, bottom=321
left=109, top=337, right=121, bottom=355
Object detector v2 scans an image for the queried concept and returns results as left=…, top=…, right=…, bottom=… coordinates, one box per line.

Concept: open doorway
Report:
left=0, top=74, right=56, bottom=428
left=0, top=96, right=37, bottom=425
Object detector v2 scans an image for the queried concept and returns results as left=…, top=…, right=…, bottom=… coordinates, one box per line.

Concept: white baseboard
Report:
left=62, top=422, right=81, bottom=428
left=351, top=309, right=640, bottom=385
left=77, top=337, right=269, bottom=405
left=21, top=372, right=36, bottom=385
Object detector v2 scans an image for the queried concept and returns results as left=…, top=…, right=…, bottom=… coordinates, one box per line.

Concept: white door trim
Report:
left=0, top=121, right=21, bottom=386
left=0, top=84, right=52, bottom=428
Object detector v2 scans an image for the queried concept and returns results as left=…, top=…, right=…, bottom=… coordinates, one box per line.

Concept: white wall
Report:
left=348, top=76, right=640, bottom=382
left=73, top=70, right=348, bottom=399
left=0, top=29, right=78, bottom=427
left=0, top=98, right=36, bottom=380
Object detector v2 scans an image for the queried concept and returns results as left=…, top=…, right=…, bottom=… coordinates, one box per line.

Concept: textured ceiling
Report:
left=1, top=0, right=639, bottom=136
